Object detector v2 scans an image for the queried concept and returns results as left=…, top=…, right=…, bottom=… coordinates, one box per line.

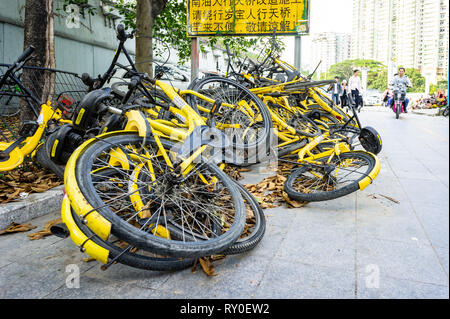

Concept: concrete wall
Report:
left=0, top=0, right=135, bottom=76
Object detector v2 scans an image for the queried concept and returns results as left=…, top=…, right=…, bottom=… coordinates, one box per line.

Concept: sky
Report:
left=281, top=0, right=354, bottom=69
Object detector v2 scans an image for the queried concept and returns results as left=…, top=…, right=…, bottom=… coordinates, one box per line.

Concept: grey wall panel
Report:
left=0, top=23, right=4, bottom=62
left=0, top=0, right=136, bottom=75
left=92, top=45, right=115, bottom=77
left=2, top=23, right=23, bottom=64
left=55, top=36, right=94, bottom=75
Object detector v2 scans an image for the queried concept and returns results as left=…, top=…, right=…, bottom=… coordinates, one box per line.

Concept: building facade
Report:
left=310, top=32, right=352, bottom=78
left=352, top=0, right=449, bottom=83
left=0, top=0, right=138, bottom=76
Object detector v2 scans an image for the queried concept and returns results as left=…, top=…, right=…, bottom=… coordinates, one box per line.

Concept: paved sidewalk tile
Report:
left=357, top=274, right=449, bottom=299
left=252, top=258, right=355, bottom=299
left=356, top=235, right=448, bottom=286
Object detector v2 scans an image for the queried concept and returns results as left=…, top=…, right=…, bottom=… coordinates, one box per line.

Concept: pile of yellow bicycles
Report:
left=192, top=32, right=382, bottom=203
left=0, top=25, right=381, bottom=271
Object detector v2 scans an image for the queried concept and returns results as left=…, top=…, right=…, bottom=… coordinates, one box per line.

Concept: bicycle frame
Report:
left=0, top=64, right=69, bottom=171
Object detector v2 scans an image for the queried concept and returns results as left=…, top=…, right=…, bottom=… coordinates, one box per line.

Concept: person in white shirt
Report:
left=348, top=69, right=363, bottom=111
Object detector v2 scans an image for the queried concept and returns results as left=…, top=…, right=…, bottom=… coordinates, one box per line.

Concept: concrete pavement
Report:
left=0, top=107, right=448, bottom=299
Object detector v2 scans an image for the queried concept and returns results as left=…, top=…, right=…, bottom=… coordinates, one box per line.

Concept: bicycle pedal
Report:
left=19, top=121, right=39, bottom=138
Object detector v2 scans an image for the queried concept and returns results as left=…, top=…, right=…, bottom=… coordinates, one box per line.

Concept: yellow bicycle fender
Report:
left=30, top=142, right=44, bottom=161
left=64, top=133, right=128, bottom=241
left=358, top=153, right=381, bottom=190
left=61, top=195, right=109, bottom=264
left=108, top=147, right=130, bottom=170
left=65, top=168, right=112, bottom=241
left=152, top=224, right=171, bottom=239
left=129, top=163, right=146, bottom=215
left=0, top=142, right=24, bottom=171
left=124, top=110, right=150, bottom=138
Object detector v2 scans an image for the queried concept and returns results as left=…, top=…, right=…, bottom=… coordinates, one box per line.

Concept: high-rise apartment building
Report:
left=310, top=32, right=352, bottom=78
left=352, top=0, right=449, bottom=82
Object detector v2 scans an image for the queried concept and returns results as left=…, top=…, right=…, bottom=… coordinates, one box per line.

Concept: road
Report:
left=0, top=106, right=448, bottom=299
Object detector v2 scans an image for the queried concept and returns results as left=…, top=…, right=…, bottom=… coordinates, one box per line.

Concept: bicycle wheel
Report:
left=443, top=106, right=449, bottom=117
left=269, top=102, right=321, bottom=138
left=284, top=151, right=379, bottom=202
left=35, top=133, right=66, bottom=179
left=65, top=194, right=196, bottom=271
left=189, top=76, right=272, bottom=151
left=221, top=181, right=266, bottom=255
left=277, top=139, right=308, bottom=158
left=71, top=133, right=246, bottom=258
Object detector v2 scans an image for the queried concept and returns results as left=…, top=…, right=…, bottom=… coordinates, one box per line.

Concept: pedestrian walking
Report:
left=327, top=76, right=343, bottom=106
left=340, top=80, right=349, bottom=108
left=349, top=69, right=363, bottom=112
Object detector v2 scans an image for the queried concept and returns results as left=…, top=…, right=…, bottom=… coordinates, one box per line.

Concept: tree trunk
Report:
left=136, top=0, right=153, bottom=77
left=22, top=0, right=55, bottom=121
left=135, top=0, right=167, bottom=77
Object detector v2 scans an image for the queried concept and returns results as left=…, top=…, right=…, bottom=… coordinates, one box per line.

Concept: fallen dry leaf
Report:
left=0, top=222, right=37, bottom=235
left=198, top=257, right=215, bottom=276
left=0, top=162, right=62, bottom=204
left=28, top=218, right=62, bottom=240
left=244, top=162, right=308, bottom=209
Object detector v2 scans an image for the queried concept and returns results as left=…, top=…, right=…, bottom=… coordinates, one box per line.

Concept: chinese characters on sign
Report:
left=187, top=0, right=310, bottom=36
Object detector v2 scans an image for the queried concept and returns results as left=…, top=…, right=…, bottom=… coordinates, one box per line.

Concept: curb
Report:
left=411, top=109, right=441, bottom=117
left=0, top=185, right=64, bottom=230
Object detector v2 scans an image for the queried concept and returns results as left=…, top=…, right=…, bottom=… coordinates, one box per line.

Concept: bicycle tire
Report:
left=284, top=151, right=378, bottom=202
left=221, top=181, right=266, bottom=255
left=35, top=134, right=65, bottom=179
left=443, top=107, right=449, bottom=117
left=277, top=139, right=308, bottom=158
left=269, top=103, right=321, bottom=138
left=190, top=76, right=272, bottom=151
left=68, top=197, right=196, bottom=271
left=72, top=133, right=246, bottom=258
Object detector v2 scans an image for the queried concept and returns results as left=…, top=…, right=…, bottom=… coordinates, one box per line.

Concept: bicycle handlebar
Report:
left=81, top=72, right=95, bottom=87
left=17, top=46, right=35, bottom=64
left=116, top=24, right=134, bottom=42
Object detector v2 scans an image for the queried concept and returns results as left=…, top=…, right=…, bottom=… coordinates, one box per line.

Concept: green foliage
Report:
left=327, top=59, right=387, bottom=91
left=110, top=0, right=279, bottom=65
left=106, top=0, right=136, bottom=28
left=370, top=68, right=388, bottom=91
left=62, top=0, right=285, bottom=65
left=403, top=67, right=425, bottom=93
left=428, top=81, right=446, bottom=95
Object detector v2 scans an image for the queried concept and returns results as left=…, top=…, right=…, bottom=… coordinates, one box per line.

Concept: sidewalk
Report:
left=410, top=108, right=443, bottom=117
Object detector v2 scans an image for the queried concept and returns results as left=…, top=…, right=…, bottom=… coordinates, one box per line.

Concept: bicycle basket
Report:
left=0, top=64, right=87, bottom=143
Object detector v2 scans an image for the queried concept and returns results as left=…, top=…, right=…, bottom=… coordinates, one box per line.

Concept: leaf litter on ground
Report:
left=0, top=161, right=62, bottom=205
